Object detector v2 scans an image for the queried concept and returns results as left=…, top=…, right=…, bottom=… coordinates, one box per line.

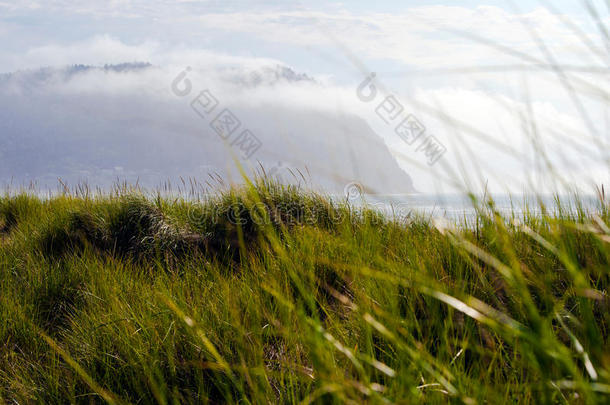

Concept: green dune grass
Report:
left=0, top=180, right=609, bottom=404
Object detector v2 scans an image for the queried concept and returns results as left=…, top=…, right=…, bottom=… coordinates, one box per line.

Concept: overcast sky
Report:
left=1, top=1, right=609, bottom=194
left=2, top=1, right=605, bottom=74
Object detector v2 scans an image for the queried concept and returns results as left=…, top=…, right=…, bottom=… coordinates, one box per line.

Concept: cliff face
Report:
left=228, top=106, right=416, bottom=194
left=0, top=65, right=416, bottom=194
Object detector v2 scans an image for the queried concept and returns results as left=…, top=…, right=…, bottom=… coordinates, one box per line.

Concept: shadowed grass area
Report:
left=0, top=180, right=609, bottom=404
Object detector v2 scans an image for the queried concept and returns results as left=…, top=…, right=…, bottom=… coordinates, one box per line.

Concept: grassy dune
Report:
left=0, top=180, right=609, bottom=404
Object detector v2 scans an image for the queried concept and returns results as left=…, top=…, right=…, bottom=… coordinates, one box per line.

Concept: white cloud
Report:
left=2, top=52, right=606, bottom=194
left=3, top=4, right=606, bottom=70
left=0, top=2, right=608, bottom=194
left=1, top=35, right=286, bottom=74
left=184, top=6, right=606, bottom=69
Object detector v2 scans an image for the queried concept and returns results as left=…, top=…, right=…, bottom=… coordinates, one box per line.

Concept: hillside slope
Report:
left=0, top=182, right=608, bottom=403
left=0, top=64, right=416, bottom=194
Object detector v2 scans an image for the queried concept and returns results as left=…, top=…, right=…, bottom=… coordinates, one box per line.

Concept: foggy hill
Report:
left=0, top=63, right=416, bottom=195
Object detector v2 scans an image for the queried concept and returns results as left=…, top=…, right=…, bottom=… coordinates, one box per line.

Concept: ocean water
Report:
left=13, top=185, right=605, bottom=226
left=349, top=194, right=605, bottom=223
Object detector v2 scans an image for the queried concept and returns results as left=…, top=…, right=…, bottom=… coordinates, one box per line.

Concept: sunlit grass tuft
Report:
left=0, top=180, right=608, bottom=403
